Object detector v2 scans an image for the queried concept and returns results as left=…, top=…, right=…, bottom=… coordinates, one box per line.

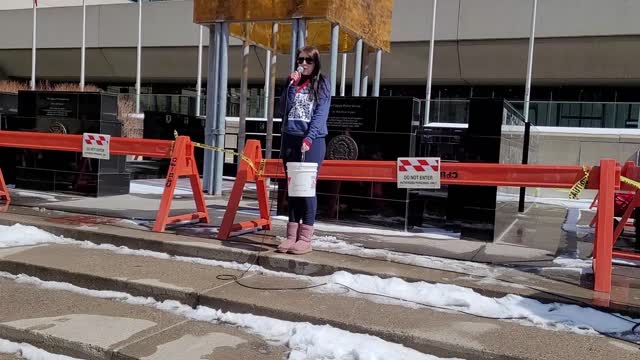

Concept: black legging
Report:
left=281, top=133, right=325, bottom=225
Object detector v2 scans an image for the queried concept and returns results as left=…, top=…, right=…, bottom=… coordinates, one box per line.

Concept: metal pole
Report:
left=352, top=39, right=363, bottom=96
left=266, top=23, right=279, bottom=159
left=290, top=20, right=298, bottom=71
left=373, top=49, right=382, bottom=96
left=238, top=39, right=250, bottom=157
left=297, top=19, right=306, bottom=48
left=424, top=0, right=437, bottom=126
left=523, top=0, right=538, bottom=123
left=340, top=53, right=347, bottom=96
left=361, top=47, right=369, bottom=96
left=31, top=1, right=37, bottom=90
left=213, top=22, right=229, bottom=196
left=330, top=24, right=339, bottom=96
left=80, top=0, right=86, bottom=91
left=196, top=25, right=203, bottom=116
left=135, top=0, right=142, bottom=113
left=264, top=49, right=271, bottom=117
left=204, top=24, right=220, bottom=194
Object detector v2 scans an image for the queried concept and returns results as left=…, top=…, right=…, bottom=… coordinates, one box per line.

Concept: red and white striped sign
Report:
left=397, top=157, right=440, bottom=189
left=84, top=134, right=108, bottom=146
left=82, top=133, right=110, bottom=160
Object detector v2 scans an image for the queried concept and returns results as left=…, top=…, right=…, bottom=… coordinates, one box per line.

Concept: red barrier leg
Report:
left=593, top=159, right=616, bottom=294
left=218, top=140, right=272, bottom=240
left=0, top=169, right=10, bottom=212
left=152, top=136, right=209, bottom=232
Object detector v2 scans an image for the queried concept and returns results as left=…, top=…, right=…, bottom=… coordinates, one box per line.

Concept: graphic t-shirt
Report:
left=287, top=81, right=315, bottom=125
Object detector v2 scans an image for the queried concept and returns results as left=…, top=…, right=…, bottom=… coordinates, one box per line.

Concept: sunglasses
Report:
left=297, top=56, right=315, bottom=65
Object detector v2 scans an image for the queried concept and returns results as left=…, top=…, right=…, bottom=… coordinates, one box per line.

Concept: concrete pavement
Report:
left=0, top=278, right=288, bottom=360
left=0, top=243, right=638, bottom=360
left=1, top=209, right=639, bottom=315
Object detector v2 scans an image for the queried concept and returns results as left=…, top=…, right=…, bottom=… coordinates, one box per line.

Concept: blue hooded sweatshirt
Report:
left=278, top=75, right=331, bottom=145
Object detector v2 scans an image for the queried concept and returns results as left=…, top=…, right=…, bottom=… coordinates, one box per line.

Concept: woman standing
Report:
left=276, top=45, right=331, bottom=255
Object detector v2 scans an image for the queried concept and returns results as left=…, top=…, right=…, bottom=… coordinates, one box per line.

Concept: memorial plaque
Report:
left=327, top=98, right=377, bottom=131
left=37, top=93, right=78, bottom=119
left=278, top=96, right=422, bottom=230
left=13, top=91, right=129, bottom=197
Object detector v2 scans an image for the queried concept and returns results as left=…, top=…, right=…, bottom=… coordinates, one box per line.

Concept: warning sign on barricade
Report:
left=82, top=133, right=110, bottom=160
left=397, top=157, right=441, bottom=189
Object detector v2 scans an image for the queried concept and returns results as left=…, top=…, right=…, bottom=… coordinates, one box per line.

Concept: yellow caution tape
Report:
left=569, top=166, right=590, bottom=200
left=173, top=131, right=265, bottom=176
left=621, top=176, right=640, bottom=190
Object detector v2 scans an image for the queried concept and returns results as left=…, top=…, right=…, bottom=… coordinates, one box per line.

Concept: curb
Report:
left=1, top=213, right=639, bottom=318
left=0, top=260, right=515, bottom=360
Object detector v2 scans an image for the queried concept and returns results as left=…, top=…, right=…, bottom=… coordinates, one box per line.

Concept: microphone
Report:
left=289, top=66, right=304, bottom=86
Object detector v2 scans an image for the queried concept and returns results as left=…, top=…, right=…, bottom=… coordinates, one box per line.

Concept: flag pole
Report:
left=523, top=0, right=538, bottom=123
left=196, top=25, right=203, bottom=117
left=136, top=0, right=142, bottom=113
left=31, top=0, right=37, bottom=90
left=81, top=0, right=87, bottom=91
left=424, top=0, right=437, bottom=126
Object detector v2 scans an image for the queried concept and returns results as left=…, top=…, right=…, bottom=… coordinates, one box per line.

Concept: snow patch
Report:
left=320, top=271, right=640, bottom=339
left=16, top=191, right=59, bottom=202
left=310, top=235, right=497, bottom=277
left=272, top=217, right=460, bottom=240
left=0, top=224, right=74, bottom=248
left=130, top=183, right=192, bottom=195
left=0, top=273, right=450, bottom=360
left=0, top=338, right=81, bottom=360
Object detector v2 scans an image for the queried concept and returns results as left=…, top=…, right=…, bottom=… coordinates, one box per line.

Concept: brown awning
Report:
left=193, top=0, right=393, bottom=53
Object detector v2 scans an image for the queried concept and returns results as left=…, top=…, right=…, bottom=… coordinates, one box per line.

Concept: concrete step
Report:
left=1, top=210, right=639, bottom=317
left=0, top=278, right=288, bottom=360
left=0, top=243, right=638, bottom=360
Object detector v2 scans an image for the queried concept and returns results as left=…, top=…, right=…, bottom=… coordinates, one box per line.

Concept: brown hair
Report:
left=296, top=45, right=329, bottom=101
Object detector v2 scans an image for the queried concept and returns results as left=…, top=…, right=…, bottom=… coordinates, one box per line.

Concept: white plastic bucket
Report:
left=286, top=162, right=318, bottom=197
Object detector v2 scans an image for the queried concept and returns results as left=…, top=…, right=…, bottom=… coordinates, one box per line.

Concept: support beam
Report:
left=264, top=49, right=271, bottom=117
left=340, top=53, right=347, bottom=96
left=238, top=39, right=250, bottom=157
left=213, top=22, right=229, bottom=196
left=196, top=25, right=204, bottom=117
left=266, top=23, right=279, bottom=159
left=297, top=19, right=306, bottom=48
left=289, top=20, right=298, bottom=71
left=204, top=23, right=220, bottom=194
left=373, top=49, right=382, bottom=96
left=352, top=39, right=363, bottom=96
left=361, top=46, right=369, bottom=96
left=330, top=24, right=339, bottom=96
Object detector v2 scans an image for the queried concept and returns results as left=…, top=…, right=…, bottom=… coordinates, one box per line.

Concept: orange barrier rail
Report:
left=0, top=130, right=208, bottom=231
left=0, top=169, right=10, bottom=212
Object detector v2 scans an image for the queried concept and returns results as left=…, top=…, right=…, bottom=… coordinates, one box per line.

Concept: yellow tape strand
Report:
left=174, top=131, right=265, bottom=176
left=569, top=166, right=590, bottom=200
left=621, top=176, right=640, bottom=190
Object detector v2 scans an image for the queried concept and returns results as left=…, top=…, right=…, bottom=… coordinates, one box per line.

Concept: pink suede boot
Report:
left=289, top=224, right=313, bottom=255
left=277, top=222, right=299, bottom=253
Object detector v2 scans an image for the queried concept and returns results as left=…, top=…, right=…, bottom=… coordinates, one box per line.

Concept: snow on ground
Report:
left=320, top=272, right=640, bottom=339
left=0, top=338, right=81, bottom=360
left=308, top=235, right=497, bottom=277
left=15, top=191, right=59, bottom=202
left=272, top=216, right=460, bottom=240
left=0, top=224, right=74, bottom=248
left=0, top=272, right=452, bottom=360
left=2, top=224, right=639, bottom=341
left=561, top=208, right=594, bottom=238
left=129, top=182, right=193, bottom=195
